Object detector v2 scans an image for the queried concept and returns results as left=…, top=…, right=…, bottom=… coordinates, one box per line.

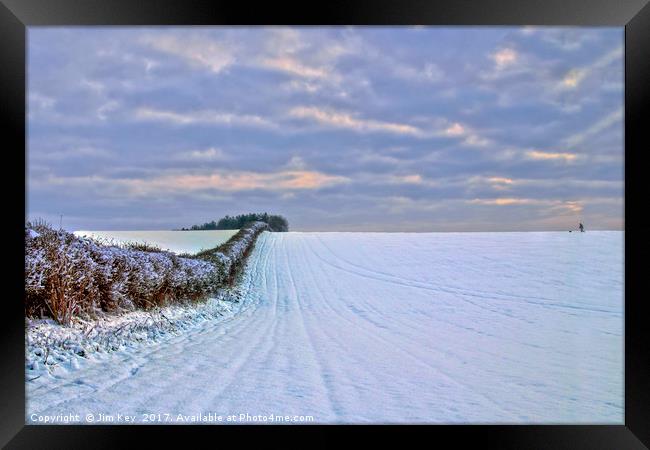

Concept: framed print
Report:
left=2, top=0, right=649, bottom=447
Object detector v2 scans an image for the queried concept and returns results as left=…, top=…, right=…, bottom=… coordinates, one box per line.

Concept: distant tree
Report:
left=190, top=220, right=217, bottom=230
left=184, top=213, right=289, bottom=232
left=267, top=215, right=289, bottom=232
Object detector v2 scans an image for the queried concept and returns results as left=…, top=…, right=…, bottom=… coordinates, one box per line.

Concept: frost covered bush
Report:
left=25, top=224, right=102, bottom=324
left=86, top=245, right=132, bottom=312
left=25, top=221, right=269, bottom=325
left=194, top=221, right=269, bottom=284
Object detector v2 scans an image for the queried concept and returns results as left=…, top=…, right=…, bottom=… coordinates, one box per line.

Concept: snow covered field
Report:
left=27, top=231, right=623, bottom=424
left=73, top=230, right=239, bottom=254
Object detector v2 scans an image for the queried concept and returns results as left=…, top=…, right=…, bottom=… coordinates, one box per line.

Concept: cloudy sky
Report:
left=27, top=27, right=623, bottom=231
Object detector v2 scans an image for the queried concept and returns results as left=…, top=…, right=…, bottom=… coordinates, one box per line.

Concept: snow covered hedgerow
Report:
left=193, top=221, right=270, bottom=284
left=25, top=221, right=269, bottom=325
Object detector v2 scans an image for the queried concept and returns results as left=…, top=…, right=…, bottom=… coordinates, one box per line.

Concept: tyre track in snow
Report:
left=308, top=235, right=532, bottom=323
left=200, top=233, right=336, bottom=418
left=281, top=234, right=340, bottom=420
left=295, top=235, right=521, bottom=421
left=313, top=234, right=619, bottom=317
left=304, top=234, right=618, bottom=374
left=303, top=235, right=559, bottom=355
left=292, top=236, right=482, bottom=421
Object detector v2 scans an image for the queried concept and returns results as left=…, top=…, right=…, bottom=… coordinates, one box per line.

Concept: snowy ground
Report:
left=73, top=230, right=239, bottom=254
left=26, top=287, right=249, bottom=382
left=26, top=231, right=623, bottom=424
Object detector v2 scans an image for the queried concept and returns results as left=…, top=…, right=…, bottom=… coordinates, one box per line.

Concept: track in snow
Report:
left=27, top=231, right=623, bottom=423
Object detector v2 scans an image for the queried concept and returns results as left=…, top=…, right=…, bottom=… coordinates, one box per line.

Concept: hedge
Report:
left=25, top=221, right=269, bottom=325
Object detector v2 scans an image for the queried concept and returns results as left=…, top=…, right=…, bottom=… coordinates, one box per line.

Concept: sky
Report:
left=27, top=27, right=624, bottom=232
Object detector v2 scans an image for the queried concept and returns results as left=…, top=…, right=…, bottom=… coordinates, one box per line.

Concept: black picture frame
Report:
left=2, top=0, right=648, bottom=447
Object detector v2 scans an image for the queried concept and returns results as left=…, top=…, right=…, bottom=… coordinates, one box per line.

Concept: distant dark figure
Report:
left=579, top=222, right=585, bottom=232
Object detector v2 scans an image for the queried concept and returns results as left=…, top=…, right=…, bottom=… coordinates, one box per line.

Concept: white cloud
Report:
left=29, top=92, right=56, bottom=110
left=148, top=170, right=349, bottom=192
left=379, top=196, right=444, bottom=214
left=42, top=169, right=349, bottom=194
left=466, top=176, right=516, bottom=192
left=287, top=108, right=492, bottom=145
left=592, top=46, right=623, bottom=69
left=289, top=106, right=422, bottom=136
left=442, top=122, right=490, bottom=147
left=562, top=69, right=587, bottom=88
left=486, top=177, right=513, bottom=184
left=82, top=78, right=106, bottom=94
left=141, top=34, right=235, bottom=74
left=253, top=28, right=355, bottom=96
left=468, top=198, right=583, bottom=215
left=469, top=197, right=537, bottom=206
left=520, top=26, right=538, bottom=36
left=492, top=48, right=518, bottom=69
left=526, top=150, right=578, bottom=162
left=381, top=174, right=438, bottom=186
left=529, top=28, right=600, bottom=51
left=559, top=46, right=622, bottom=90
left=259, top=56, right=329, bottom=79
left=34, top=146, right=112, bottom=161
left=464, top=135, right=490, bottom=147
left=134, top=107, right=276, bottom=129
left=563, top=108, right=623, bottom=148
left=284, top=80, right=321, bottom=93
left=391, top=62, right=444, bottom=83
left=445, top=123, right=465, bottom=136
left=263, top=28, right=306, bottom=55
left=176, top=147, right=227, bottom=161
left=28, top=92, right=56, bottom=120
left=97, top=100, right=120, bottom=121
left=284, top=155, right=308, bottom=170
left=395, top=174, right=425, bottom=184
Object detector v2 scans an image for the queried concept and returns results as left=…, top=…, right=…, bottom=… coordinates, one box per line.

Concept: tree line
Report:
left=181, top=213, right=289, bottom=232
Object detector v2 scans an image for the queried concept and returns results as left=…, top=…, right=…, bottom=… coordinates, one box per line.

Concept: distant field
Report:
left=73, top=230, right=239, bottom=254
